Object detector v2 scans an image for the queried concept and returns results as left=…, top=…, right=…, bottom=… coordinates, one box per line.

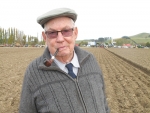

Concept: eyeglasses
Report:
left=45, top=28, right=74, bottom=38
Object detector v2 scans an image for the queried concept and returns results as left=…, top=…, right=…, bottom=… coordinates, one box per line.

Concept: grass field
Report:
left=132, top=38, right=150, bottom=43
left=0, top=47, right=150, bottom=113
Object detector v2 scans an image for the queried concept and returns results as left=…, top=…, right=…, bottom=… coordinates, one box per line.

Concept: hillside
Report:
left=130, top=32, right=150, bottom=44
left=130, top=32, right=150, bottom=39
left=114, top=33, right=150, bottom=45
left=75, top=33, right=150, bottom=46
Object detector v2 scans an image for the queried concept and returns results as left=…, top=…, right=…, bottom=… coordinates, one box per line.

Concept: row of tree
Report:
left=0, top=27, right=45, bottom=47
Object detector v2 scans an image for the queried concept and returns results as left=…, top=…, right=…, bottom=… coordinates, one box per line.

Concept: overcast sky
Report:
left=0, top=0, right=150, bottom=41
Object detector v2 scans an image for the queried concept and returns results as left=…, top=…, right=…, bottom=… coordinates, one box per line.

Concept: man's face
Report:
left=42, top=17, right=78, bottom=59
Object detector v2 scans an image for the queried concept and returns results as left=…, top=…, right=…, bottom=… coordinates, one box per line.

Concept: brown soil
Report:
left=85, top=48, right=150, bottom=113
left=0, top=47, right=150, bottom=113
left=0, top=47, right=44, bottom=113
left=107, top=48, right=150, bottom=72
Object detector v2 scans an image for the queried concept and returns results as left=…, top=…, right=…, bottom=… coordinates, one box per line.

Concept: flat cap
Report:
left=37, top=8, right=77, bottom=28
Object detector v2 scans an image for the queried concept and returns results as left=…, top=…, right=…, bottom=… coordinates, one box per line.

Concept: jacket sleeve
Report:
left=100, top=68, right=110, bottom=113
left=93, top=55, right=110, bottom=113
left=19, top=69, right=37, bottom=113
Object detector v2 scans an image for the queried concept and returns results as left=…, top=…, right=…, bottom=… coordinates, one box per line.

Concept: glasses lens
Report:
left=62, top=29, right=73, bottom=37
left=45, top=31, right=57, bottom=38
left=45, top=28, right=74, bottom=38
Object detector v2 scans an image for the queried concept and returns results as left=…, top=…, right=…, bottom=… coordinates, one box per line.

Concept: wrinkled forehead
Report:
left=44, top=17, right=74, bottom=30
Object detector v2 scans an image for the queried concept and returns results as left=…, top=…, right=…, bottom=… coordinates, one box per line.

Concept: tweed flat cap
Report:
left=37, top=8, right=77, bottom=28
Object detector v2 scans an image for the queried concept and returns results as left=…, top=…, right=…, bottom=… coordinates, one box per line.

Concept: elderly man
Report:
left=19, top=8, right=110, bottom=113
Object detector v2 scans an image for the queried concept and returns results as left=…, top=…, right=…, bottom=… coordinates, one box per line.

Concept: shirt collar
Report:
left=71, top=51, right=80, bottom=68
left=53, top=51, right=80, bottom=71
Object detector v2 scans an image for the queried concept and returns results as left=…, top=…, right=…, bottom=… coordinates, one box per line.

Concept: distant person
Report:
left=19, top=7, right=110, bottom=113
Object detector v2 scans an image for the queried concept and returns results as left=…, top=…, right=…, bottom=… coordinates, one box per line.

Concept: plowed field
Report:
left=84, top=48, right=150, bottom=113
left=0, top=47, right=150, bottom=113
left=107, top=48, right=150, bottom=72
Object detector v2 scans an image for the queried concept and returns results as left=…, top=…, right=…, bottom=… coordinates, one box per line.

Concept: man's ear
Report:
left=42, top=31, right=46, bottom=41
left=74, top=27, right=78, bottom=40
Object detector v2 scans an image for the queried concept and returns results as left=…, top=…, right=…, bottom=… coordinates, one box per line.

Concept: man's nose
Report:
left=56, top=32, right=64, bottom=42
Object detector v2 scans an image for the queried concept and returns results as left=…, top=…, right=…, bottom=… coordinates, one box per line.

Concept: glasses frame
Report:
left=45, top=28, right=74, bottom=39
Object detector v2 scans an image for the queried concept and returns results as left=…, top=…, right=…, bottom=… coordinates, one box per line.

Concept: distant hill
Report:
left=114, top=32, right=150, bottom=45
left=129, top=32, right=150, bottom=44
left=76, top=33, right=150, bottom=46
left=130, top=32, right=150, bottom=39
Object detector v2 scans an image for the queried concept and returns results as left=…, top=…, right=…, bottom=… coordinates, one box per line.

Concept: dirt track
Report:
left=0, top=47, right=150, bottom=113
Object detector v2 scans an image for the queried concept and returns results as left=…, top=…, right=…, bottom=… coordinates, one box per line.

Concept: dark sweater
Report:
left=19, top=46, right=110, bottom=113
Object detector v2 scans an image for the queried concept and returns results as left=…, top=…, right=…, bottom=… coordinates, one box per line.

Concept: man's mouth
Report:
left=58, top=46, right=67, bottom=51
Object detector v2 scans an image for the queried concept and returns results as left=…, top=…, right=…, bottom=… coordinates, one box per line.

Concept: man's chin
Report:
left=58, top=51, right=72, bottom=57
